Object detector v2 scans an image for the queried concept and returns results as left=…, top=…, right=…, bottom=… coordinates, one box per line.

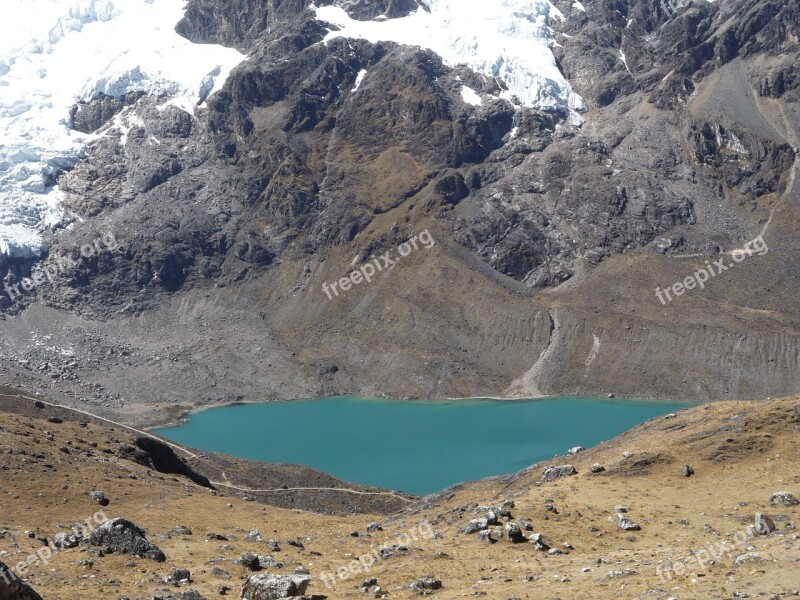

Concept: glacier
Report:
left=314, top=0, right=585, bottom=118
left=0, top=0, right=245, bottom=259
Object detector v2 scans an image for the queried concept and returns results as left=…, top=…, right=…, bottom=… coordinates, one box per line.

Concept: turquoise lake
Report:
left=154, top=396, right=693, bottom=495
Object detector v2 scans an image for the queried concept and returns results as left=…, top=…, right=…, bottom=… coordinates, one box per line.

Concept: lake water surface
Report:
left=155, top=396, right=693, bottom=495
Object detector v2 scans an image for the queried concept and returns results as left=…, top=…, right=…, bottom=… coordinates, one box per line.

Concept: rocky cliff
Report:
left=1, top=0, right=799, bottom=418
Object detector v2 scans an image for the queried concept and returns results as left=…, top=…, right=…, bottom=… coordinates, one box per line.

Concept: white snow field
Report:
left=314, top=0, right=585, bottom=118
left=0, top=0, right=245, bottom=258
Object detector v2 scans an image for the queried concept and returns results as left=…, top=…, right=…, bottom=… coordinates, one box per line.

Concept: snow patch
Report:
left=314, top=0, right=585, bottom=120
left=351, top=68, right=367, bottom=92
left=460, top=85, right=482, bottom=106
left=0, top=0, right=246, bottom=258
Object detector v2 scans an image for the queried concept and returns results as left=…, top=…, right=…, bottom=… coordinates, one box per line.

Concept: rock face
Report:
left=3, top=0, right=800, bottom=414
left=0, top=562, right=43, bottom=600
left=117, top=436, right=212, bottom=489
left=240, top=573, right=311, bottom=599
left=88, top=518, right=166, bottom=561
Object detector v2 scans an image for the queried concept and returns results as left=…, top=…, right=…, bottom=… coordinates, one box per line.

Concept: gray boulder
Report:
left=410, top=576, right=442, bottom=593
left=755, top=512, right=777, bottom=535
left=238, top=552, right=260, bottom=570
left=680, top=465, right=695, bottom=477
left=54, top=530, right=82, bottom=548
left=89, top=490, right=109, bottom=506
left=240, top=573, right=311, bottom=599
left=462, top=518, right=489, bottom=534
left=616, top=513, right=641, bottom=531
left=770, top=491, right=799, bottom=506
left=88, top=517, right=166, bottom=561
left=504, top=522, right=525, bottom=543
left=542, top=465, right=577, bottom=482
left=162, top=567, right=192, bottom=585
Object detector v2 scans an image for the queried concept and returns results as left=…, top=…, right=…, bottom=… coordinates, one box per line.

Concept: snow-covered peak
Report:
left=314, top=0, right=584, bottom=118
left=0, top=0, right=245, bottom=259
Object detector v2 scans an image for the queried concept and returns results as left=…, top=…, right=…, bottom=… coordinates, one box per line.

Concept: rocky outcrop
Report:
left=118, top=436, right=212, bottom=489
left=0, top=562, right=43, bottom=600
left=240, top=573, right=311, bottom=599
left=88, top=518, right=166, bottom=561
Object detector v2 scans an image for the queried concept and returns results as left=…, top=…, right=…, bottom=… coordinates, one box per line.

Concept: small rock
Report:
left=243, top=529, right=263, bottom=542
left=589, top=463, right=605, bottom=473
left=172, top=526, right=193, bottom=535
left=476, top=530, right=495, bottom=543
left=755, top=512, right=777, bottom=535
left=504, top=523, right=525, bottom=544
left=89, top=490, right=109, bottom=506
left=53, top=530, right=82, bottom=549
left=162, top=567, right=191, bottom=585
left=608, top=568, right=635, bottom=578
left=462, top=518, right=489, bottom=534
left=770, top=491, right=799, bottom=506
left=680, top=465, right=695, bottom=477
left=568, top=446, right=585, bottom=455
left=616, top=513, right=641, bottom=531
left=238, top=552, right=260, bottom=570
left=366, top=522, right=383, bottom=532
left=359, top=577, right=378, bottom=591
left=733, top=552, right=764, bottom=567
left=410, top=576, right=442, bottom=593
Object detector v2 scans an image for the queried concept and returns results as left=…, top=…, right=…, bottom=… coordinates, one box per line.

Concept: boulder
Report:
left=680, top=465, right=694, bottom=477
left=770, top=491, right=799, bottom=506
left=589, top=463, right=605, bottom=473
left=410, top=576, right=442, bottom=593
left=529, top=532, right=549, bottom=551
left=541, top=465, right=577, bottom=482
left=153, top=591, right=208, bottom=600
left=462, top=518, right=489, bottom=534
left=568, top=446, right=585, bottom=455
left=88, top=517, right=166, bottom=561
left=89, top=490, right=109, bottom=506
left=240, top=573, right=311, bottom=599
left=162, top=567, right=192, bottom=585
left=239, top=552, right=260, bottom=570
left=475, top=530, right=495, bottom=543
left=754, top=512, right=776, bottom=535
left=0, top=561, right=43, bottom=600
left=616, top=513, right=641, bottom=531
left=53, top=530, right=83, bottom=548
left=733, top=552, right=764, bottom=567
left=504, top=522, right=525, bottom=543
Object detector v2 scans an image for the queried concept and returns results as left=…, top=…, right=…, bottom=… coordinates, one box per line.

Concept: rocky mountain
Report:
left=0, top=0, right=799, bottom=420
